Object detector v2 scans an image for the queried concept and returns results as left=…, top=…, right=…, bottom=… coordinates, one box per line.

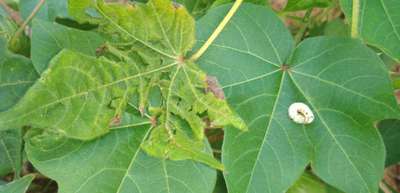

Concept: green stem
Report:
left=351, top=0, right=360, bottom=38
left=0, top=0, right=23, bottom=25
left=11, top=0, right=45, bottom=41
left=294, top=8, right=313, bottom=44
left=190, top=0, right=243, bottom=61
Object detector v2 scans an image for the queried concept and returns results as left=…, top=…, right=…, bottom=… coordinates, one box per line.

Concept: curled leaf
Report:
left=0, top=0, right=246, bottom=169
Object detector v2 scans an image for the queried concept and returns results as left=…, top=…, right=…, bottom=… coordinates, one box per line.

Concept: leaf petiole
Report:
left=351, top=0, right=360, bottom=38
left=190, top=0, right=243, bottom=61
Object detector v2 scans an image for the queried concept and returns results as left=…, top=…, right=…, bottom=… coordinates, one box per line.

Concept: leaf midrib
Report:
left=243, top=72, right=286, bottom=193
left=114, top=126, right=152, bottom=193
left=149, top=0, right=178, bottom=56
left=94, top=0, right=177, bottom=59
left=0, top=81, right=35, bottom=88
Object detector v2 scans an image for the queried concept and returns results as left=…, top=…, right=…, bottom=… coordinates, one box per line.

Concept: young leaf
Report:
left=0, top=175, right=34, bottom=193
left=340, top=0, right=400, bottom=62
left=25, top=122, right=217, bottom=193
left=31, top=19, right=104, bottom=73
left=287, top=172, right=343, bottom=193
left=197, top=3, right=400, bottom=193
left=378, top=119, right=400, bottom=166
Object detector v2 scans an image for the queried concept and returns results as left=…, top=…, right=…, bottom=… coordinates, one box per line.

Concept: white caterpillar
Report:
left=288, top=102, right=314, bottom=124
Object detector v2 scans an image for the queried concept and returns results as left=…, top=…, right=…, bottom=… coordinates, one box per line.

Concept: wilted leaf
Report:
left=197, top=3, right=399, bottom=193
left=0, top=0, right=245, bottom=169
left=0, top=50, right=137, bottom=139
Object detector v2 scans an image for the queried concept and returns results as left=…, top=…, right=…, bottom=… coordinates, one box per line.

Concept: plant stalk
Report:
left=294, top=8, right=313, bottom=44
left=12, top=0, right=45, bottom=41
left=190, top=0, right=243, bottom=61
left=0, top=0, right=23, bottom=25
left=351, top=0, right=360, bottom=38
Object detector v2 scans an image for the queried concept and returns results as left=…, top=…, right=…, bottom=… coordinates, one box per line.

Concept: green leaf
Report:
left=0, top=37, right=37, bottom=178
left=68, top=0, right=196, bottom=58
left=0, top=175, right=34, bottom=193
left=25, top=122, right=217, bottom=193
left=322, top=19, right=350, bottom=37
left=19, top=0, right=69, bottom=22
left=0, top=50, right=136, bottom=140
left=197, top=3, right=399, bottom=193
left=378, top=119, right=400, bottom=166
left=287, top=172, right=344, bottom=193
left=0, top=16, right=30, bottom=56
left=31, top=19, right=104, bottom=73
left=213, top=172, right=227, bottom=193
left=142, top=126, right=225, bottom=170
left=0, top=38, right=38, bottom=112
left=309, top=19, right=350, bottom=38
left=0, top=8, right=6, bottom=17
left=340, top=0, right=400, bottom=62
left=284, top=0, right=332, bottom=12
left=0, top=129, right=22, bottom=177
left=1, top=0, right=245, bottom=168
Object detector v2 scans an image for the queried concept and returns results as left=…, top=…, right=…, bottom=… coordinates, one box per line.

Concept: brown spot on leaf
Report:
left=396, top=90, right=400, bottom=104
left=96, top=44, right=108, bottom=57
left=392, top=64, right=400, bottom=74
left=109, top=115, right=121, bottom=126
left=206, top=75, right=225, bottom=99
